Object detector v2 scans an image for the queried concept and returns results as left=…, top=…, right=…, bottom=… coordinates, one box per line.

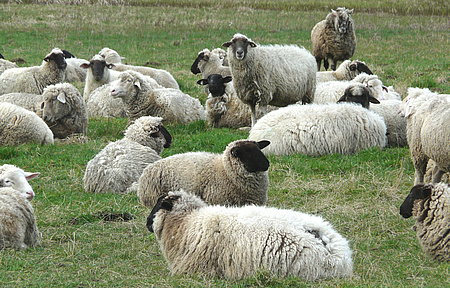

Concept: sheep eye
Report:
left=2, top=179, right=12, bottom=186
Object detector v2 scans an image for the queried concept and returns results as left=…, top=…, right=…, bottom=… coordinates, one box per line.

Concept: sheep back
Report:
left=111, top=63, right=179, bottom=89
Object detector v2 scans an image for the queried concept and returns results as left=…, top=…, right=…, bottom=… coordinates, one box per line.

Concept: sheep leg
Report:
left=432, top=168, right=445, bottom=184
left=250, top=103, right=257, bottom=127
left=413, top=158, right=428, bottom=185
left=315, top=58, right=322, bottom=71
left=330, top=59, right=337, bottom=71
left=323, top=59, right=329, bottom=70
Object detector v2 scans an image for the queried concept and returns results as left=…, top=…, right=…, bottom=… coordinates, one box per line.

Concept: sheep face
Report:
left=230, top=140, right=270, bottom=173
left=329, top=8, right=353, bottom=34
left=190, top=51, right=207, bottom=74
left=400, top=184, right=432, bottom=218
left=197, top=74, right=232, bottom=97
left=0, top=166, right=39, bottom=200
left=350, top=61, right=373, bottom=75
left=110, top=73, right=139, bottom=100
left=222, top=34, right=257, bottom=61
left=42, top=89, right=72, bottom=122
left=337, top=84, right=379, bottom=109
left=81, top=58, right=114, bottom=81
left=44, top=50, right=67, bottom=70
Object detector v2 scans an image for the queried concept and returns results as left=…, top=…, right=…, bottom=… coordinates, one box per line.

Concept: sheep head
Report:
left=197, top=74, right=232, bottom=97
left=0, top=165, right=39, bottom=200
left=337, top=83, right=379, bottom=109
left=400, top=184, right=433, bottom=218
left=229, top=140, right=270, bottom=173
left=328, top=7, right=354, bottom=34
left=44, top=48, right=67, bottom=70
left=222, top=33, right=257, bottom=61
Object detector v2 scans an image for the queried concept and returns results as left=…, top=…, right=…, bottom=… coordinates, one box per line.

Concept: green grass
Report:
left=0, top=1, right=449, bottom=287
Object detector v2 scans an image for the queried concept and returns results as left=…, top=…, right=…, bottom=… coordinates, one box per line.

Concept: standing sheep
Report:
left=316, top=59, right=372, bottom=82
left=138, top=139, right=270, bottom=208
left=110, top=70, right=205, bottom=124
left=0, top=48, right=67, bottom=95
left=248, top=102, right=387, bottom=156
left=0, top=102, right=54, bottom=146
left=311, top=7, right=356, bottom=71
left=398, top=87, right=450, bottom=185
left=83, top=116, right=172, bottom=194
left=0, top=164, right=40, bottom=201
left=400, top=183, right=450, bottom=261
left=41, top=83, right=88, bottom=139
left=147, top=190, right=353, bottom=280
left=222, top=33, right=317, bottom=126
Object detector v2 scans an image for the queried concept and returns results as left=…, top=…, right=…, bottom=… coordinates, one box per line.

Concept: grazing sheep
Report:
left=41, top=83, right=88, bottom=139
left=425, top=160, right=450, bottom=184
left=316, top=60, right=372, bottom=82
left=138, top=139, right=270, bottom=208
left=398, top=87, right=450, bottom=185
left=0, top=102, right=54, bottom=146
left=0, top=57, right=18, bottom=75
left=0, top=48, right=67, bottom=95
left=98, top=47, right=124, bottom=64
left=110, top=70, right=205, bottom=124
left=222, top=33, right=317, bottom=126
left=80, top=54, right=120, bottom=101
left=0, top=92, right=44, bottom=116
left=83, top=116, right=172, bottom=194
left=198, top=74, right=276, bottom=128
left=0, top=187, right=41, bottom=250
left=311, top=7, right=356, bottom=71
left=111, top=63, right=179, bottom=89
left=0, top=164, right=40, bottom=200
left=400, top=183, right=450, bottom=261
left=147, top=190, right=353, bottom=280
left=248, top=102, right=387, bottom=156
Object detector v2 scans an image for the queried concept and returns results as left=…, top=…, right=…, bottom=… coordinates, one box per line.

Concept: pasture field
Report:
left=0, top=1, right=449, bottom=287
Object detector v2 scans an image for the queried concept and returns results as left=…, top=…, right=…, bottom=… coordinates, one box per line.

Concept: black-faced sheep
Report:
left=80, top=54, right=120, bottom=100
left=316, top=59, right=372, bottom=82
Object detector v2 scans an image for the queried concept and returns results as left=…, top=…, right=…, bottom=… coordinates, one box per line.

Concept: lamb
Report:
left=110, top=70, right=205, bottom=124
left=111, top=63, right=179, bottom=89
left=0, top=164, right=40, bottom=201
left=147, top=190, right=353, bottom=280
left=41, top=83, right=88, bottom=139
left=98, top=47, right=124, bottom=64
left=400, top=183, right=450, bottom=261
left=0, top=102, right=54, bottom=146
left=83, top=116, right=172, bottom=194
left=137, top=139, right=270, bottom=208
left=311, top=7, right=356, bottom=71
left=198, top=74, right=276, bottom=128
left=248, top=102, right=387, bottom=156
left=0, top=48, right=67, bottom=95
left=0, top=92, right=44, bottom=116
left=316, top=59, right=372, bottom=82
left=222, top=33, right=317, bottom=126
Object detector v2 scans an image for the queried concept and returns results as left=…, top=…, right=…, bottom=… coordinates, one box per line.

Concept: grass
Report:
left=0, top=0, right=449, bottom=287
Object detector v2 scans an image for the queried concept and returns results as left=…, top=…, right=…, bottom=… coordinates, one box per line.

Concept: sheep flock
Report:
left=1, top=4, right=449, bottom=286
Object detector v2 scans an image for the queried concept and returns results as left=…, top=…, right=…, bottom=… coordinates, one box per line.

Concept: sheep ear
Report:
left=161, top=194, right=181, bottom=211
left=357, top=62, right=373, bottom=75
left=159, top=125, right=172, bottom=148
left=197, top=79, right=208, bottom=86
left=369, top=95, right=380, bottom=104
left=403, top=103, right=414, bottom=118
left=134, top=79, right=141, bottom=90
left=80, top=63, right=90, bottom=69
left=190, top=54, right=202, bottom=74
left=222, top=41, right=232, bottom=48
left=348, top=9, right=354, bottom=14
left=24, top=172, right=40, bottom=181
left=257, top=140, right=270, bottom=150
left=248, top=40, right=257, bottom=48
left=44, top=56, right=50, bottom=62
left=57, top=92, right=66, bottom=104
left=337, top=94, right=348, bottom=103
left=223, top=76, right=233, bottom=83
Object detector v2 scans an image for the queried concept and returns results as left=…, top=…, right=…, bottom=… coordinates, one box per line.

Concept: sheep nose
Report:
left=26, top=191, right=35, bottom=200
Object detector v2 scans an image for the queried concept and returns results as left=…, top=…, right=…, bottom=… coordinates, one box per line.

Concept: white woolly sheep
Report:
left=110, top=70, right=205, bottom=124
left=316, top=59, right=372, bottom=82
left=137, top=139, right=270, bottom=208
left=400, top=183, right=450, bottom=261
left=80, top=54, right=121, bottom=101
left=0, top=102, right=54, bottom=146
left=0, top=92, right=44, bottom=116
left=198, top=74, right=277, bottom=128
left=0, top=58, right=18, bottom=75
left=311, top=7, right=356, bottom=71
left=191, top=48, right=231, bottom=78
left=0, top=187, right=41, bottom=250
left=364, top=74, right=402, bottom=101
left=85, top=80, right=127, bottom=119
left=313, top=73, right=372, bottom=104
left=111, top=63, right=179, bottom=89
left=83, top=116, right=172, bottom=194
left=248, top=102, right=387, bottom=156
left=0, top=164, right=40, bottom=200
left=222, top=33, right=317, bottom=126
left=0, top=48, right=67, bottom=95
left=41, top=83, right=88, bottom=139
left=98, top=47, right=124, bottom=64
left=147, top=190, right=353, bottom=280
left=398, top=87, right=450, bottom=185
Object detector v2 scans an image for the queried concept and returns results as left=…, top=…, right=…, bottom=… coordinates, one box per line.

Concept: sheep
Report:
left=0, top=187, right=41, bottom=250
left=0, top=164, right=40, bottom=201
left=316, top=59, right=372, bottom=82
left=83, top=116, right=172, bottom=194
left=98, top=47, right=124, bottom=64
left=198, top=74, right=277, bottom=128
left=400, top=183, right=450, bottom=261
left=147, top=190, right=353, bottom=280
left=41, top=83, right=88, bottom=139
left=65, top=58, right=89, bottom=83
left=336, top=84, right=407, bottom=147
left=85, top=80, right=127, bottom=119
left=248, top=102, right=387, bottom=156
left=364, top=74, right=402, bottom=101
left=80, top=54, right=121, bottom=101
left=222, top=33, right=317, bottom=126
left=138, top=139, right=270, bottom=208
left=0, top=58, right=18, bottom=75
left=110, top=63, right=179, bottom=89
left=311, top=7, right=356, bottom=71
left=190, top=48, right=231, bottom=78
left=0, top=102, right=54, bottom=146
left=110, top=70, right=205, bottom=124
left=0, top=48, right=67, bottom=95
left=425, top=160, right=450, bottom=184
left=398, top=87, right=450, bottom=185
left=0, top=92, right=44, bottom=116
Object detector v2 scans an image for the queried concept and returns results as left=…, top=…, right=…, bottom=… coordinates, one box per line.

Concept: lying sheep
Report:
left=191, top=48, right=231, bottom=78
left=0, top=102, right=54, bottom=146
left=111, top=63, right=179, bottom=89
left=98, top=47, right=124, bottom=64
left=248, top=102, right=386, bottom=156
left=147, top=190, right=353, bottom=280
left=364, top=74, right=402, bottom=101
left=42, top=83, right=88, bottom=139
left=0, top=57, right=18, bottom=75
left=223, top=33, right=316, bottom=126
left=316, top=60, right=372, bottom=82
left=0, top=48, right=67, bottom=95
left=400, top=183, right=450, bottom=261
left=0, top=92, right=44, bottom=116
left=85, top=80, right=127, bottom=119
left=198, top=74, right=276, bottom=128
left=0, top=164, right=40, bottom=201
left=83, top=116, right=172, bottom=194
left=313, top=73, right=371, bottom=104
left=0, top=187, right=41, bottom=250
left=398, top=87, right=450, bottom=184
left=110, top=70, right=205, bottom=124
left=311, top=7, right=356, bottom=71
left=138, top=139, right=270, bottom=208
